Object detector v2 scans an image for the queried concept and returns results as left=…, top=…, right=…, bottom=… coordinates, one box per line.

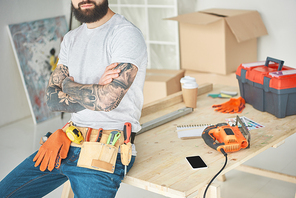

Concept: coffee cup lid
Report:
left=180, top=76, right=196, bottom=83
left=182, top=82, right=199, bottom=89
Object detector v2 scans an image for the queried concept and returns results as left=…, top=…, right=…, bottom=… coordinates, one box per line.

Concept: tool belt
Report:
left=62, top=122, right=132, bottom=174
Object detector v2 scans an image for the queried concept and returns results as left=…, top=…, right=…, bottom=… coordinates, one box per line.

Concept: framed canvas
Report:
left=8, top=16, right=68, bottom=124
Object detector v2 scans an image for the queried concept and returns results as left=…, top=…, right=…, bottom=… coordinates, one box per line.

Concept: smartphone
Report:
left=186, top=156, right=208, bottom=170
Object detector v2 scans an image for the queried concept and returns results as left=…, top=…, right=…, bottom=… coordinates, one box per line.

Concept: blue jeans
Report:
left=0, top=146, right=135, bottom=198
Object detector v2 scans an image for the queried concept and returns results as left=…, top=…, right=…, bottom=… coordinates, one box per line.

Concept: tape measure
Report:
left=66, top=126, right=84, bottom=144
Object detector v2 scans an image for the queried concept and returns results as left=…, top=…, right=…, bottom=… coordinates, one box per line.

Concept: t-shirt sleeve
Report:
left=57, top=33, right=69, bottom=66
left=109, top=26, right=147, bottom=68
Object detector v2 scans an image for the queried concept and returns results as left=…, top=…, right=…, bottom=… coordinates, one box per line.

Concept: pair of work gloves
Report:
left=212, top=96, right=245, bottom=114
left=33, top=129, right=71, bottom=171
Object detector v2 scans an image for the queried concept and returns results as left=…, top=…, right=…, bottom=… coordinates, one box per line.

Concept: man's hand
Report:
left=65, top=63, right=120, bottom=86
left=98, top=63, right=121, bottom=85
left=68, top=76, right=74, bottom=82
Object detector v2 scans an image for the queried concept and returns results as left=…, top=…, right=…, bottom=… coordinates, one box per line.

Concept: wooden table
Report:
left=62, top=84, right=296, bottom=198
left=122, top=84, right=296, bottom=198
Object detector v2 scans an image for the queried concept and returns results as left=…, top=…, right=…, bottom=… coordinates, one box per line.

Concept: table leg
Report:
left=61, top=180, right=74, bottom=198
left=236, top=165, right=296, bottom=184
left=194, top=183, right=221, bottom=198
left=217, top=174, right=226, bottom=182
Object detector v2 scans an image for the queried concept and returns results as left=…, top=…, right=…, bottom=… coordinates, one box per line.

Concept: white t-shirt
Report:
left=58, top=14, right=147, bottom=132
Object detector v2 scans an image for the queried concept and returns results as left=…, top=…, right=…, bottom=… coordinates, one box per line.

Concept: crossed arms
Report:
left=46, top=63, right=138, bottom=113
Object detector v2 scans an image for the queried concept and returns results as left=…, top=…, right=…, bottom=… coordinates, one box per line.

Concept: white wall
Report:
left=0, top=0, right=71, bottom=127
left=195, top=0, right=296, bottom=68
left=1, top=0, right=296, bottom=127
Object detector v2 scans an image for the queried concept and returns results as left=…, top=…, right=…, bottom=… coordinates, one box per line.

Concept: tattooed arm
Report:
left=62, top=63, right=138, bottom=112
left=46, top=64, right=85, bottom=112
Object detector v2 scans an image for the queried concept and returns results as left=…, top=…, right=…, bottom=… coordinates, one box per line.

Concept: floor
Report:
left=0, top=114, right=295, bottom=198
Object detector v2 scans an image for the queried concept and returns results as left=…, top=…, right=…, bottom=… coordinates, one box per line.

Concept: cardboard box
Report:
left=185, top=70, right=238, bottom=87
left=168, top=9, right=268, bottom=75
left=143, top=69, right=185, bottom=104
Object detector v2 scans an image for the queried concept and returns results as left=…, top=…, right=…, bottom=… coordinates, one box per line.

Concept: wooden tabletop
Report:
left=123, top=84, right=296, bottom=198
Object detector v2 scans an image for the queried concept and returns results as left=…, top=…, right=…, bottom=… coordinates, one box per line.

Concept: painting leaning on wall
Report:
left=7, top=16, right=68, bottom=124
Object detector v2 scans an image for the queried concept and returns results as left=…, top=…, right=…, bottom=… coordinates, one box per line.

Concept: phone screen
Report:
left=186, top=156, right=208, bottom=169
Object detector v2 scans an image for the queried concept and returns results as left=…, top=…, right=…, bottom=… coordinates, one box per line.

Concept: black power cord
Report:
left=203, top=149, right=228, bottom=198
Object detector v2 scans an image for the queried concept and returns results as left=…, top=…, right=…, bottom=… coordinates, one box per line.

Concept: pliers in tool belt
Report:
left=85, top=128, right=103, bottom=142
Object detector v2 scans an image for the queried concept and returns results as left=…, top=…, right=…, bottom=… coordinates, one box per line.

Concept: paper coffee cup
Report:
left=182, top=82, right=199, bottom=108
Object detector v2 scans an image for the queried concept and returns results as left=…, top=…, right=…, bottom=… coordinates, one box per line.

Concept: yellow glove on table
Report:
left=33, top=129, right=71, bottom=171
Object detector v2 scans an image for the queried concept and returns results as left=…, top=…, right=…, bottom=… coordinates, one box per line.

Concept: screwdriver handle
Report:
left=124, top=122, right=132, bottom=144
left=96, top=128, right=103, bottom=142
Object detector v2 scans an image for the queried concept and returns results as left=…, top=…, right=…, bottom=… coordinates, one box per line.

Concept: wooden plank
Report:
left=236, top=165, right=296, bottom=184
left=272, top=140, right=285, bottom=148
left=195, top=83, right=213, bottom=96
left=141, top=83, right=213, bottom=117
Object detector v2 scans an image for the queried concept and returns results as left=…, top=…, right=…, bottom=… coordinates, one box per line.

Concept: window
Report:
left=110, top=0, right=180, bottom=70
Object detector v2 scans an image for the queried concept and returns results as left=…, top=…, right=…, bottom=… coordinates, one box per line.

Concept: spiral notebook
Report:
left=176, top=124, right=212, bottom=140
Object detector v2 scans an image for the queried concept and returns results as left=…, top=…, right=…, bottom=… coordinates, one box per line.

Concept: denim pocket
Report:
left=67, top=147, right=81, bottom=163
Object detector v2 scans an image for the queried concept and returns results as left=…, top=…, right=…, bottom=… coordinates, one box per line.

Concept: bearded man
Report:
left=0, top=0, right=147, bottom=197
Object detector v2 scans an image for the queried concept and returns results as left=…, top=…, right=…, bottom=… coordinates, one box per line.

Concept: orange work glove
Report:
left=212, top=97, right=245, bottom=114
left=33, top=129, right=71, bottom=171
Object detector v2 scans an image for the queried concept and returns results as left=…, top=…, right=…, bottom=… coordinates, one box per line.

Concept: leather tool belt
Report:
left=62, top=122, right=132, bottom=174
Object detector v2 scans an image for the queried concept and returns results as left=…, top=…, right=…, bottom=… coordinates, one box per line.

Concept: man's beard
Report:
left=72, top=0, right=109, bottom=23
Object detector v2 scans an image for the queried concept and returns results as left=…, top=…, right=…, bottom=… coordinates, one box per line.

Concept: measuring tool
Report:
left=66, top=126, right=84, bottom=144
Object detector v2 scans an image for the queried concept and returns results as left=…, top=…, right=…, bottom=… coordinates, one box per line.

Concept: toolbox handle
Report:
left=264, top=57, right=284, bottom=71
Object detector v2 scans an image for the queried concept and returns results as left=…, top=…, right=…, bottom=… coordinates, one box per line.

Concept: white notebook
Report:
left=176, top=124, right=211, bottom=140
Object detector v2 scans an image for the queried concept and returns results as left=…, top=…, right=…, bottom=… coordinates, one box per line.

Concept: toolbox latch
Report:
left=263, top=77, right=271, bottom=92
left=241, top=69, right=247, bottom=83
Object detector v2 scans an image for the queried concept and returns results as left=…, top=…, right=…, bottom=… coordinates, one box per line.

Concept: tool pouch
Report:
left=120, top=142, right=132, bottom=166
left=78, top=142, right=118, bottom=173
left=77, top=130, right=124, bottom=174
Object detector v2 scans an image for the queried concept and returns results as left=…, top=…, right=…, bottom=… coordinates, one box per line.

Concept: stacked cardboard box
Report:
left=143, top=69, right=185, bottom=105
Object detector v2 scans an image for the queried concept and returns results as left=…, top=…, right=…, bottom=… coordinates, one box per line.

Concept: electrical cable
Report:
left=203, top=149, right=228, bottom=198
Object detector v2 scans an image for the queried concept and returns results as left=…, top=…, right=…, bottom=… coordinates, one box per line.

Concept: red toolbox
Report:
left=236, top=57, right=296, bottom=118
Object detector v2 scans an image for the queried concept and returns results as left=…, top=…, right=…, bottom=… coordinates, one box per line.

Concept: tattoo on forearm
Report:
left=62, top=63, right=138, bottom=112
left=46, top=64, right=85, bottom=112
left=48, top=64, right=68, bottom=87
